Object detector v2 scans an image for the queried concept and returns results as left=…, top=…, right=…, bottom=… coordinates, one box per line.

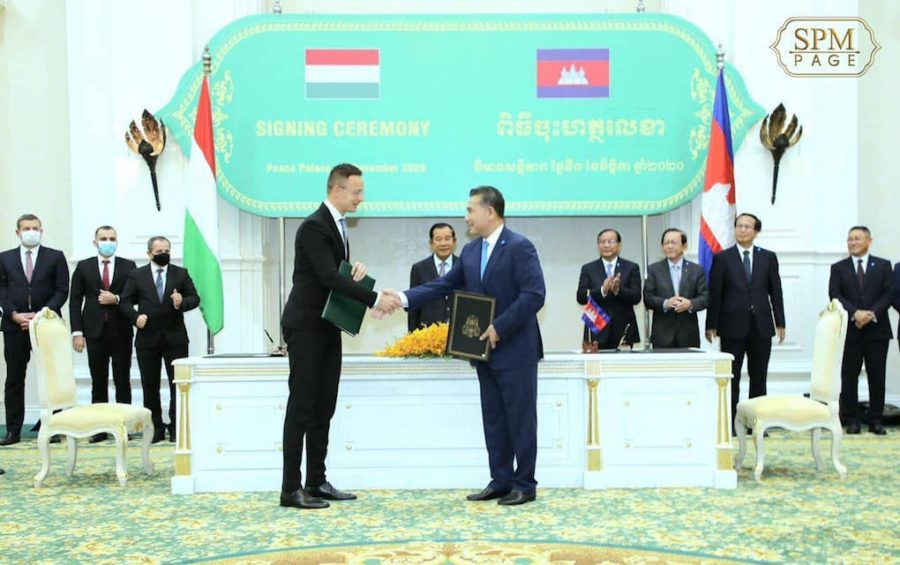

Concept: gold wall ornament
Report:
left=759, top=103, right=802, bottom=205
left=125, top=109, right=167, bottom=211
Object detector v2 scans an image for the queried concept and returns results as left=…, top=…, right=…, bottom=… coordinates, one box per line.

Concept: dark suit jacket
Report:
left=894, top=262, right=900, bottom=340
left=70, top=256, right=137, bottom=338
left=706, top=245, right=785, bottom=339
left=281, top=203, right=377, bottom=330
left=407, top=254, right=458, bottom=332
left=0, top=246, right=69, bottom=332
left=643, top=258, right=709, bottom=347
left=119, top=263, right=200, bottom=348
left=829, top=256, right=894, bottom=343
left=406, top=226, right=545, bottom=371
left=577, top=257, right=641, bottom=346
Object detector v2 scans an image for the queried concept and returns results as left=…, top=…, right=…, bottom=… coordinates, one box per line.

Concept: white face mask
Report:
left=20, top=230, right=41, bottom=248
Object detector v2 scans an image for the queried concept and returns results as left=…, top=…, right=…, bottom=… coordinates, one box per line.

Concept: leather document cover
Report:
left=322, top=261, right=375, bottom=336
left=446, top=291, right=496, bottom=361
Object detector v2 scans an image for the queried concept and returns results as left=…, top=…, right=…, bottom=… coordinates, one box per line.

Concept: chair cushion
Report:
left=737, top=396, right=831, bottom=426
left=48, top=403, right=151, bottom=433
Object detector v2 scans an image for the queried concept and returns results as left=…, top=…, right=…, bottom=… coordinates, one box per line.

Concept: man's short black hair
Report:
left=147, top=236, right=171, bottom=252
left=848, top=225, right=871, bottom=237
left=327, top=163, right=363, bottom=193
left=95, top=225, right=115, bottom=238
left=735, top=213, right=762, bottom=232
left=469, top=186, right=505, bottom=218
left=429, top=222, right=456, bottom=240
left=661, top=228, right=687, bottom=246
left=597, top=228, right=622, bottom=243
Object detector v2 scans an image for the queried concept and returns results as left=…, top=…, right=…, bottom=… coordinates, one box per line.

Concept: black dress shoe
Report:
left=0, top=433, right=19, bottom=446
left=49, top=435, right=62, bottom=444
left=846, top=423, right=861, bottom=434
left=280, top=488, right=329, bottom=509
left=0, top=468, right=5, bottom=475
left=151, top=428, right=166, bottom=444
left=869, top=423, right=887, bottom=435
left=467, top=486, right=512, bottom=501
left=89, top=433, right=108, bottom=443
left=167, top=428, right=175, bottom=443
left=497, top=490, right=536, bottom=506
left=307, top=481, right=357, bottom=501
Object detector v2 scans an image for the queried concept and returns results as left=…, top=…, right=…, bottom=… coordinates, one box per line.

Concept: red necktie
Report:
left=25, top=250, right=34, bottom=283
left=102, top=260, right=110, bottom=290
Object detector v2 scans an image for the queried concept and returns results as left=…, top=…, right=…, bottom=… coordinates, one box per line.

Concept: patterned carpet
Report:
left=0, top=431, right=897, bottom=564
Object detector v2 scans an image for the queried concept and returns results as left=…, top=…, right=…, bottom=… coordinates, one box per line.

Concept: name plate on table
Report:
left=447, top=291, right=497, bottom=361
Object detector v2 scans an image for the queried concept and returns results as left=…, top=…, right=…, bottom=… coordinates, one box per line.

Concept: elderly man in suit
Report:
left=408, top=222, right=458, bottom=332
left=829, top=226, right=893, bottom=435
left=381, top=186, right=546, bottom=506
left=70, top=226, right=137, bottom=442
left=279, top=163, right=381, bottom=510
left=644, top=228, right=709, bottom=348
left=576, top=228, right=641, bottom=348
left=0, top=214, right=69, bottom=446
left=706, top=213, right=785, bottom=430
left=119, top=236, right=200, bottom=444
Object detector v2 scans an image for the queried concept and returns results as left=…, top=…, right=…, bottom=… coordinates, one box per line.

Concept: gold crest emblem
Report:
left=462, top=315, right=481, bottom=338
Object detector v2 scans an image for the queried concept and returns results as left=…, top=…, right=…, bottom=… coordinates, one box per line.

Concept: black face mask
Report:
left=152, top=253, right=171, bottom=267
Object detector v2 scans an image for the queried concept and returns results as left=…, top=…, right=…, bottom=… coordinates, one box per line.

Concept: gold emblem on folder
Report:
left=462, top=315, right=482, bottom=338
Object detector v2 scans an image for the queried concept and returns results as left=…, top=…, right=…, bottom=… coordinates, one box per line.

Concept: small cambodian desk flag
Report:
left=582, top=295, right=611, bottom=335
left=698, top=68, right=736, bottom=281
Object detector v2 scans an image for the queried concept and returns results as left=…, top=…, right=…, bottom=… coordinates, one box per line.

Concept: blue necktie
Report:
left=605, top=262, right=614, bottom=278
left=480, top=240, right=489, bottom=280
left=155, top=269, right=164, bottom=303
left=671, top=263, right=681, bottom=293
left=338, top=218, right=349, bottom=260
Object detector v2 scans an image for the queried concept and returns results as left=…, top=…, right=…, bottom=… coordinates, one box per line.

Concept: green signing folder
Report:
left=322, top=261, right=375, bottom=336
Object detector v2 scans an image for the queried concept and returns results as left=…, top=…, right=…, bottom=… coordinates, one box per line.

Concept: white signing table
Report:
left=171, top=351, right=736, bottom=494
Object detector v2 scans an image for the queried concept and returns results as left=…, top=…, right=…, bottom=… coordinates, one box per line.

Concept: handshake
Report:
left=371, top=289, right=403, bottom=320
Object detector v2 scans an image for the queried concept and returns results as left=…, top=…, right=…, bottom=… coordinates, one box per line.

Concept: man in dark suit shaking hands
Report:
left=407, top=222, right=458, bottom=332
left=829, top=226, right=893, bottom=435
left=706, top=213, right=785, bottom=429
left=70, top=226, right=137, bottom=442
left=644, top=228, right=709, bottom=348
left=0, top=214, right=69, bottom=446
left=119, top=236, right=200, bottom=444
left=280, top=163, right=380, bottom=510
left=381, top=187, right=546, bottom=506
left=576, top=229, right=641, bottom=348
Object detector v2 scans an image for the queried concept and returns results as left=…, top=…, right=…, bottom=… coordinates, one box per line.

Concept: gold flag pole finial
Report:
left=716, top=43, right=725, bottom=70
left=273, top=0, right=283, bottom=14
left=202, top=45, right=211, bottom=76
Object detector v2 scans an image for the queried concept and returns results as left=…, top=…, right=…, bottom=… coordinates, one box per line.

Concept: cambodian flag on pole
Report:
left=698, top=68, right=736, bottom=281
left=582, top=296, right=611, bottom=335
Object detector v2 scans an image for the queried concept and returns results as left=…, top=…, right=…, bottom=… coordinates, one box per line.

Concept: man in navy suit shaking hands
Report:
left=379, top=187, right=546, bottom=505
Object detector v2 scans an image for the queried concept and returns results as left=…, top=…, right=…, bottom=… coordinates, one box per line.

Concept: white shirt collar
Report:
left=323, top=199, right=344, bottom=223
left=484, top=224, right=504, bottom=248
left=737, top=243, right=754, bottom=255
left=20, top=244, right=40, bottom=259
left=851, top=253, right=870, bottom=267
left=602, top=256, right=618, bottom=269
left=151, top=263, right=168, bottom=275
left=667, top=257, right=684, bottom=269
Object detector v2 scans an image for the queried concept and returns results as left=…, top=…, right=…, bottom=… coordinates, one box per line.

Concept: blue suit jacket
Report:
left=405, top=226, right=545, bottom=370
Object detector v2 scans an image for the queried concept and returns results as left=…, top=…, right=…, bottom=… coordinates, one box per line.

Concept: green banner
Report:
left=159, top=14, right=763, bottom=217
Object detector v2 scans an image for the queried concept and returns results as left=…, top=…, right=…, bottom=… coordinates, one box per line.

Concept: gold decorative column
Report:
left=715, top=359, right=733, bottom=470
left=173, top=365, right=193, bottom=476
left=586, top=361, right=602, bottom=471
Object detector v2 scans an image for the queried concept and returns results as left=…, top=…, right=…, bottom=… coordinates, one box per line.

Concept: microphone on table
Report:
left=617, top=323, right=632, bottom=350
left=265, top=329, right=286, bottom=356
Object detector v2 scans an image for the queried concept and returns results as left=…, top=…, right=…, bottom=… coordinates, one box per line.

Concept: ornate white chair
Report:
left=734, top=299, right=848, bottom=481
left=29, top=308, right=154, bottom=487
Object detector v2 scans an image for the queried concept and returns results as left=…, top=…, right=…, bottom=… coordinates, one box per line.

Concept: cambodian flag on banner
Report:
left=536, top=49, right=610, bottom=98
left=698, top=68, right=736, bottom=281
left=582, top=295, right=611, bottom=335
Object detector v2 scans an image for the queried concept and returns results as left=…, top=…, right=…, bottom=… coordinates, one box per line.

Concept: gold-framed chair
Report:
left=29, top=308, right=154, bottom=487
left=734, top=299, right=848, bottom=481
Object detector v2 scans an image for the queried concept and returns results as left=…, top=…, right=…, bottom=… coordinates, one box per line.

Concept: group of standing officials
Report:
left=0, top=214, right=199, bottom=451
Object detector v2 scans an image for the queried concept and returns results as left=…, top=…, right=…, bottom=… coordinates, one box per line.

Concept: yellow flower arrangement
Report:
left=376, top=322, right=449, bottom=358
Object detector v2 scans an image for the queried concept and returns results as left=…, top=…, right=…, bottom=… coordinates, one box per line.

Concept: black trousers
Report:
left=720, top=317, right=772, bottom=428
left=86, top=329, right=133, bottom=405
left=840, top=339, right=888, bottom=425
left=136, top=338, right=187, bottom=431
left=2, top=329, right=31, bottom=433
left=281, top=323, right=342, bottom=493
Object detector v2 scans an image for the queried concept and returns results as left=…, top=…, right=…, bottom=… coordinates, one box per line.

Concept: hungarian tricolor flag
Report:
left=582, top=296, right=611, bottom=335
left=184, top=73, right=224, bottom=335
left=698, top=68, right=736, bottom=281
left=305, top=49, right=380, bottom=99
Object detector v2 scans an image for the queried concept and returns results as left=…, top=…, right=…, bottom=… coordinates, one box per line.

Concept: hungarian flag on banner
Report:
left=305, top=49, right=380, bottom=99
left=582, top=295, right=611, bottom=335
left=698, top=68, right=736, bottom=281
left=184, top=74, right=224, bottom=335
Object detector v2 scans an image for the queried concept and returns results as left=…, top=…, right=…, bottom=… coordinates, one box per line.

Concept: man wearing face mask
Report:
left=69, top=226, right=137, bottom=442
left=119, top=236, right=200, bottom=443
left=0, top=214, right=70, bottom=446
